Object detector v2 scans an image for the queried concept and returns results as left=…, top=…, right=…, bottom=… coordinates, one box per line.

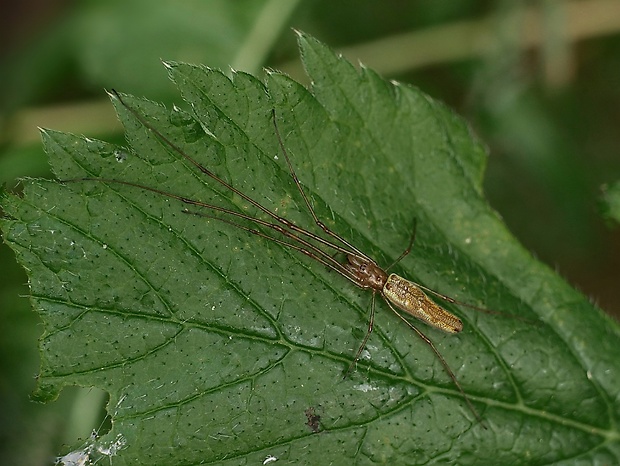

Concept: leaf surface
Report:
left=2, top=32, right=619, bottom=465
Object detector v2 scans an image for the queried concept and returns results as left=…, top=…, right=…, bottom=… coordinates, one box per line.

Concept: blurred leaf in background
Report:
left=1, top=0, right=620, bottom=464
left=602, top=180, right=620, bottom=225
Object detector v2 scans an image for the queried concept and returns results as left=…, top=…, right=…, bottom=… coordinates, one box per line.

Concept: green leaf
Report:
left=601, top=180, right=620, bottom=225
left=2, top=32, right=619, bottom=465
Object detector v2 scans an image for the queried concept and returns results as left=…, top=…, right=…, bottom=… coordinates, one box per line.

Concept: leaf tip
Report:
left=105, top=88, right=120, bottom=101
left=162, top=60, right=176, bottom=71
left=31, top=379, right=62, bottom=403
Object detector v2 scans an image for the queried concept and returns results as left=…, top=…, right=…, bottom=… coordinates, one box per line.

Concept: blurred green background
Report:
left=2, top=1, right=619, bottom=464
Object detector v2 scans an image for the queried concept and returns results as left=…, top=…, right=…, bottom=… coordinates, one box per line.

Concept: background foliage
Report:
left=2, top=1, right=620, bottom=464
